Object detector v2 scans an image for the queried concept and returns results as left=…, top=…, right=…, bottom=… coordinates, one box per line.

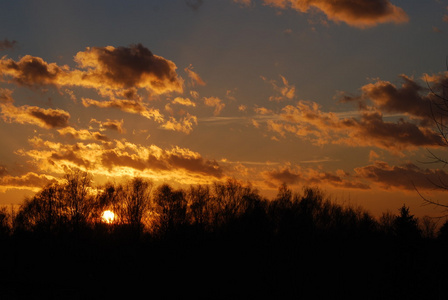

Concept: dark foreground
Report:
left=0, top=227, right=447, bottom=300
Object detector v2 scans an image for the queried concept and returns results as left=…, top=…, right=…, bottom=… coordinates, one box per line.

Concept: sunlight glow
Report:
left=101, top=210, right=115, bottom=224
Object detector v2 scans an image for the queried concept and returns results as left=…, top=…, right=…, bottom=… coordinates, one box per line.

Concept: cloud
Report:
left=57, top=126, right=109, bottom=141
left=1, top=100, right=70, bottom=129
left=265, top=168, right=301, bottom=185
left=73, top=44, right=183, bottom=95
left=344, top=75, right=431, bottom=122
left=20, top=138, right=223, bottom=183
left=0, top=44, right=183, bottom=96
left=160, top=113, right=198, bottom=134
left=260, top=0, right=408, bottom=28
left=172, top=97, right=196, bottom=107
left=91, top=118, right=125, bottom=133
left=233, top=0, right=252, bottom=7
left=258, top=99, right=442, bottom=151
left=0, top=39, right=17, bottom=51
left=261, top=75, right=296, bottom=101
left=0, top=55, right=69, bottom=87
left=355, top=161, right=448, bottom=191
left=204, top=96, right=225, bottom=116
left=186, top=0, right=204, bottom=10
left=82, top=97, right=164, bottom=122
left=0, top=88, right=13, bottom=104
left=184, top=64, right=206, bottom=86
left=0, top=172, right=58, bottom=192
left=103, top=119, right=125, bottom=133
left=83, top=97, right=198, bottom=134
left=264, top=167, right=369, bottom=189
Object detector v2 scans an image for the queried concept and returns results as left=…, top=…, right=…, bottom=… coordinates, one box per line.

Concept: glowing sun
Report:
left=101, top=210, right=115, bottom=224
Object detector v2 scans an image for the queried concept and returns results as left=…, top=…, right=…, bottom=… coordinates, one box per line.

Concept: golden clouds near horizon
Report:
left=18, top=137, right=223, bottom=186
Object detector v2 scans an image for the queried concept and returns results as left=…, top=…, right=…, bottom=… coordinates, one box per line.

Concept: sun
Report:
left=101, top=210, right=115, bottom=224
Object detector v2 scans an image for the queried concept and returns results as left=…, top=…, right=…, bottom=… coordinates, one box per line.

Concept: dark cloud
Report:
left=260, top=0, right=408, bottom=28
left=344, top=75, right=432, bottom=121
left=186, top=0, right=204, bottom=10
left=264, top=167, right=370, bottom=190
left=0, top=39, right=17, bottom=51
left=264, top=99, right=442, bottom=152
left=0, top=55, right=65, bottom=87
left=265, top=168, right=301, bottom=185
left=344, top=111, right=443, bottom=150
left=28, top=106, right=70, bottom=128
left=355, top=161, right=448, bottom=191
left=0, top=44, right=183, bottom=95
left=1, top=102, right=70, bottom=129
left=74, top=43, right=183, bottom=94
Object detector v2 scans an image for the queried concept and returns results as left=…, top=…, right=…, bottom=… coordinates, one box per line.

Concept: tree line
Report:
left=0, top=168, right=445, bottom=241
left=2, top=169, right=448, bottom=299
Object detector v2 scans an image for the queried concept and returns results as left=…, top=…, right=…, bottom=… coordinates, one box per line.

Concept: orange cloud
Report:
left=160, top=113, right=198, bottom=134
left=184, top=64, right=206, bottom=86
left=258, top=99, right=442, bottom=151
left=20, top=138, right=223, bottom=183
left=261, top=75, right=296, bottom=101
left=0, top=44, right=183, bottom=96
left=0, top=172, right=58, bottom=192
left=204, top=96, right=225, bottom=116
left=57, top=126, right=109, bottom=141
left=0, top=92, right=70, bottom=129
left=73, top=44, right=183, bottom=95
left=81, top=97, right=164, bottom=123
left=172, top=97, right=196, bottom=107
left=0, top=55, right=70, bottom=87
left=261, top=0, right=408, bottom=28
left=90, top=118, right=125, bottom=133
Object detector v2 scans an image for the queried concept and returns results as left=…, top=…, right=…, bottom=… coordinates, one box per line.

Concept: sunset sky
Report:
left=1, top=0, right=448, bottom=218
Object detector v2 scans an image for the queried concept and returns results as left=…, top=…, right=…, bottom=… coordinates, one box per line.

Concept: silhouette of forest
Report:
left=1, top=169, right=448, bottom=299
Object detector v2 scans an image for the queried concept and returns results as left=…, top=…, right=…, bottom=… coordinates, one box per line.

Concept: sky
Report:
left=1, top=0, right=448, bottom=218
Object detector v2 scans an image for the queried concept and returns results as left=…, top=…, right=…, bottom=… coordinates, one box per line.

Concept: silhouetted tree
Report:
left=122, top=177, right=153, bottom=234
left=212, top=179, right=257, bottom=227
left=187, top=184, right=213, bottom=229
left=393, top=204, right=420, bottom=240
left=419, top=215, right=438, bottom=239
left=14, top=183, right=66, bottom=233
left=61, top=169, right=93, bottom=230
left=153, top=184, right=186, bottom=234
left=438, top=219, right=448, bottom=241
left=94, top=181, right=123, bottom=224
left=0, top=206, right=10, bottom=236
